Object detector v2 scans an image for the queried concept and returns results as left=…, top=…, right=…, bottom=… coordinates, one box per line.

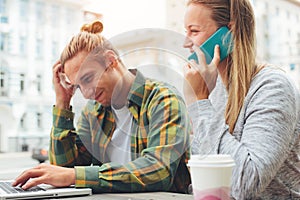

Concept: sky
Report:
left=84, top=0, right=167, bottom=38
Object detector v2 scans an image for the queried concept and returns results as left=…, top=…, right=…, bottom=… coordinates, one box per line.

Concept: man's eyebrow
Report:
left=79, top=72, right=92, bottom=82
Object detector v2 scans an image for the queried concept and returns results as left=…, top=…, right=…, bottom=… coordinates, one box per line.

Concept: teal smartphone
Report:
left=188, top=26, right=233, bottom=64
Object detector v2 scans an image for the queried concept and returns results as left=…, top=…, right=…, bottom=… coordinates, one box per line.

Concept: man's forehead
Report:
left=82, top=52, right=106, bottom=67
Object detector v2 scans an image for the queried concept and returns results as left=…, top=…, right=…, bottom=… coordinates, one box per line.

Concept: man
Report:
left=13, top=21, right=191, bottom=193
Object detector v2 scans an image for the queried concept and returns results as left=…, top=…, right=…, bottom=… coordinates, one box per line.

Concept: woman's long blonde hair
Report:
left=60, top=21, right=119, bottom=68
left=187, top=0, right=260, bottom=133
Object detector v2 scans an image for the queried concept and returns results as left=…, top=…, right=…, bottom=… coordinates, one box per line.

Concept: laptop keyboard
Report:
left=0, top=181, right=45, bottom=194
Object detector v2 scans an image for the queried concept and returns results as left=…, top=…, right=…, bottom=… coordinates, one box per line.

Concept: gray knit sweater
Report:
left=188, top=66, right=300, bottom=199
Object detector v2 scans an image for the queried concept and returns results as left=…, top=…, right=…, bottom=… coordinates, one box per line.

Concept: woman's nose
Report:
left=183, top=36, right=193, bottom=49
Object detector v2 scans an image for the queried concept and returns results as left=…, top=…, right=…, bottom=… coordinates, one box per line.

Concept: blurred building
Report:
left=1, top=0, right=299, bottom=152
left=108, top=0, right=189, bottom=96
left=110, top=28, right=189, bottom=96
left=0, top=0, right=101, bottom=152
left=165, top=0, right=186, bottom=34
left=253, top=0, right=300, bottom=88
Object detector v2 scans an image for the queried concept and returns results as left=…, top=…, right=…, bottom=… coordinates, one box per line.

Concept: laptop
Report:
left=0, top=180, right=92, bottom=200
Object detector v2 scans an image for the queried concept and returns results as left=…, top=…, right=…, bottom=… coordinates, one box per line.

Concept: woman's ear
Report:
left=104, top=50, right=118, bottom=68
left=228, top=21, right=233, bottom=29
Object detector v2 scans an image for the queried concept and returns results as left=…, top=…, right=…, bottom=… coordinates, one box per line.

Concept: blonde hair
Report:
left=60, top=21, right=119, bottom=68
left=187, top=0, right=260, bottom=133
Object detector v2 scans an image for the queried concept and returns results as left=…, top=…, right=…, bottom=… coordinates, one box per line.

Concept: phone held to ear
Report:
left=188, top=26, right=233, bottom=64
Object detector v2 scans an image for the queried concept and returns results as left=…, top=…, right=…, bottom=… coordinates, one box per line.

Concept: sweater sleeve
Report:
left=188, top=69, right=300, bottom=199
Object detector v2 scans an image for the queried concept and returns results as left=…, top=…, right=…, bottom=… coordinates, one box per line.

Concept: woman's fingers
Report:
left=210, top=45, right=221, bottom=68
left=191, top=44, right=221, bottom=69
left=192, top=45, right=208, bottom=67
left=183, top=63, right=191, bottom=76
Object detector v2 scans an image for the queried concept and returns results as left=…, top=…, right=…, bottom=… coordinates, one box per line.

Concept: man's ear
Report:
left=104, top=50, right=118, bottom=68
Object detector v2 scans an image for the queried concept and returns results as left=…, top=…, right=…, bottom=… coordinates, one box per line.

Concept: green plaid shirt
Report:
left=50, top=70, right=191, bottom=193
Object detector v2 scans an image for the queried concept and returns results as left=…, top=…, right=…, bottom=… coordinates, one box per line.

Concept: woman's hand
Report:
left=53, top=61, right=75, bottom=109
left=12, top=163, right=75, bottom=190
left=183, top=45, right=220, bottom=105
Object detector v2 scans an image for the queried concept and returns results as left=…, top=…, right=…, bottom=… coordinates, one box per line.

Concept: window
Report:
left=19, top=36, right=27, bottom=55
left=276, top=7, right=279, bottom=16
left=0, top=0, right=7, bottom=15
left=288, top=29, right=291, bottom=37
left=37, top=112, right=42, bottom=129
left=19, top=0, right=29, bottom=22
left=0, top=16, right=8, bottom=23
left=51, top=41, right=58, bottom=58
left=36, top=39, right=43, bottom=59
left=0, top=32, right=9, bottom=51
left=0, top=0, right=7, bottom=23
left=265, top=2, right=268, bottom=10
left=0, top=71, right=5, bottom=88
left=51, top=5, right=60, bottom=26
left=0, top=33, right=3, bottom=51
left=0, top=71, right=7, bottom=96
left=36, top=74, right=41, bottom=93
left=20, top=73, right=25, bottom=93
left=297, top=33, right=300, bottom=55
left=35, top=2, right=45, bottom=25
left=290, top=63, right=295, bottom=71
left=66, top=8, right=74, bottom=25
left=20, top=113, right=26, bottom=129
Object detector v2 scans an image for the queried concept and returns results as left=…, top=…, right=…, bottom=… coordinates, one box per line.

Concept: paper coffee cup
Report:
left=187, top=154, right=235, bottom=200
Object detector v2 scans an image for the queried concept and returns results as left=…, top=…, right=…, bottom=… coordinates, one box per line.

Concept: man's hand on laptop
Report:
left=12, top=163, right=75, bottom=190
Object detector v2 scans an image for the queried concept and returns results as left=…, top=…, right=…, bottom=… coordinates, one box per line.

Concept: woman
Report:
left=183, top=0, right=300, bottom=199
left=13, top=21, right=191, bottom=193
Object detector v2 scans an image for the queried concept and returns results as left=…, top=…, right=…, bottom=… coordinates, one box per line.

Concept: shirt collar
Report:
left=127, top=69, right=146, bottom=108
left=94, top=69, right=146, bottom=112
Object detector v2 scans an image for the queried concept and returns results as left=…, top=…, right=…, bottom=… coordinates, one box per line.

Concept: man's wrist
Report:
left=69, top=168, right=76, bottom=185
left=55, top=103, right=71, bottom=110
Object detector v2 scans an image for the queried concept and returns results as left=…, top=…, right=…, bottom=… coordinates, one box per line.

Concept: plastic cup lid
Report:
left=187, top=154, right=235, bottom=167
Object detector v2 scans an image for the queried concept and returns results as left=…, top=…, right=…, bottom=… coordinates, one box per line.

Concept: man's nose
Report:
left=183, top=36, right=193, bottom=49
left=80, top=87, right=95, bottom=99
